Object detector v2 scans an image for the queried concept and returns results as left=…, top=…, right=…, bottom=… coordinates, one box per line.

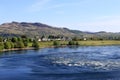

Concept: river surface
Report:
left=0, top=46, right=120, bottom=80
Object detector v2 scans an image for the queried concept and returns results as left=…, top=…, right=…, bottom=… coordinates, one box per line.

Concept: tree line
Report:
left=0, top=36, right=39, bottom=51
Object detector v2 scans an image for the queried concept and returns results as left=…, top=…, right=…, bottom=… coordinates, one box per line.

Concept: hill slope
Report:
left=0, top=22, right=82, bottom=37
left=0, top=22, right=120, bottom=39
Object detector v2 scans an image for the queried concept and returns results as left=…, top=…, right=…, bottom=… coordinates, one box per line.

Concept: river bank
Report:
left=1, top=40, right=120, bottom=52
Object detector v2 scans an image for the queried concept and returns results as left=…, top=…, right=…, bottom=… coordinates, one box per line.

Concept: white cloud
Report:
left=27, top=0, right=83, bottom=12
left=28, top=0, right=52, bottom=12
left=47, top=2, right=80, bottom=9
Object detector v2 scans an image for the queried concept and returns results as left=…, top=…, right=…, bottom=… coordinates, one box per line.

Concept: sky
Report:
left=0, top=0, right=120, bottom=32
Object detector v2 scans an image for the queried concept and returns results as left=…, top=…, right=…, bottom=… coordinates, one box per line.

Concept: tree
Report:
left=10, top=42, right=14, bottom=48
left=14, top=41, right=25, bottom=48
left=32, top=40, right=39, bottom=49
left=11, top=37, right=18, bottom=42
left=53, top=41, right=60, bottom=46
left=0, top=42, right=4, bottom=50
left=17, top=41, right=25, bottom=48
left=23, top=41, right=28, bottom=47
left=68, top=41, right=79, bottom=45
left=68, top=41, right=74, bottom=45
left=72, top=37, right=79, bottom=41
left=0, top=37, right=3, bottom=42
left=4, top=41, right=11, bottom=49
left=75, top=42, right=79, bottom=45
left=21, top=35, right=27, bottom=39
left=18, top=37, right=22, bottom=41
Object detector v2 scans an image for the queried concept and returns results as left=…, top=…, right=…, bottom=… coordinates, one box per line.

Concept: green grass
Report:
left=77, top=40, right=120, bottom=46
left=28, top=40, right=120, bottom=49
left=36, top=40, right=120, bottom=48
left=28, top=42, right=33, bottom=47
left=39, top=41, right=53, bottom=48
left=2, top=40, right=120, bottom=52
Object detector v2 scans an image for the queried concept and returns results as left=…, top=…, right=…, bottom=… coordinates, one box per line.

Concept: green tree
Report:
left=18, top=37, right=22, bottom=41
left=14, top=41, right=25, bottom=48
left=68, top=41, right=75, bottom=45
left=53, top=41, right=60, bottom=46
left=23, top=41, right=28, bottom=47
left=0, top=42, right=4, bottom=50
left=17, top=41, right=25, bottom=48
left=68, top=41, right=79, bottom=45
left=32, top=40, right=39, bottom=49
left=11, top=37, right=18, bottom=42
left=0, top=37, right=3, bottom=42
left=10, top=42, right=14, bottom=48
left=75, top=42, right=79, bottom=45
left=4, top=41, right=12, bottom=49
left=72, top=37, right=79, bottom=41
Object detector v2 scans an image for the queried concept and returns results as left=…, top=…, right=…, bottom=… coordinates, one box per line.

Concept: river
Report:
left=0, top=46, right=120, bottom=80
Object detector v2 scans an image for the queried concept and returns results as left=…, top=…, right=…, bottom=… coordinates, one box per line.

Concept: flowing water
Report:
left=0, top=46, right=120, bottom=80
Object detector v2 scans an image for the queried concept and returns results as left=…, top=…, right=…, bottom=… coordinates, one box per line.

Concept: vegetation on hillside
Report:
left=0, top=35, right=120, bottom=52
left=0, top=21, right=120, bottom=52
left=0, top=22, right=120, bottom=40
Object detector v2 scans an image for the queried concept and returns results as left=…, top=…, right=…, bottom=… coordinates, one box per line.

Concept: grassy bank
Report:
left=37, top=40, right=120, bottom=48
left=76, top=40, right=120, bottom=46
left=1, top=40, right=120, bottom=52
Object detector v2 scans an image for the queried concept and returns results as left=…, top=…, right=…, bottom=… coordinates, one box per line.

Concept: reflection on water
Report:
left=0, top=46, right=120, bottom=80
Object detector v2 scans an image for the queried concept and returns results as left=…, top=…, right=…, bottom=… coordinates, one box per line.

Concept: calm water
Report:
left=0, top=46, right=120, bottom=80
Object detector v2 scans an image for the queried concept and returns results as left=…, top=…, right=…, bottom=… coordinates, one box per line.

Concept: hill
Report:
left=0, top=21, right=120, bottom=40
left=0, top=21, right=83, bottom=37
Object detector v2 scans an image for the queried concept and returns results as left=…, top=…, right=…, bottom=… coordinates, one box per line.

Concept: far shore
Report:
left=2, top=47, right=35, bottom=52
left=1, top=40, right=120, bottom=52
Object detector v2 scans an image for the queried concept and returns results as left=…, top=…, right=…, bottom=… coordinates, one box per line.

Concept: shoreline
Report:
left=1, top=45, right=120, bottom=53
left=1, top=40, right=120, bottom=52
left=2, top=47, right=35, bottom=52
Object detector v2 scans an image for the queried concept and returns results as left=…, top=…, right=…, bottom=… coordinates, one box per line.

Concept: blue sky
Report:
left=0, top=0, right=120, bottom=32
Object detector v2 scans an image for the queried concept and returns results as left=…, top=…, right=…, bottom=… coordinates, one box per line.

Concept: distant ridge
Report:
left=0, top=21, right=80, bottom=37
left=0, top=21, right=120, bottom=38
